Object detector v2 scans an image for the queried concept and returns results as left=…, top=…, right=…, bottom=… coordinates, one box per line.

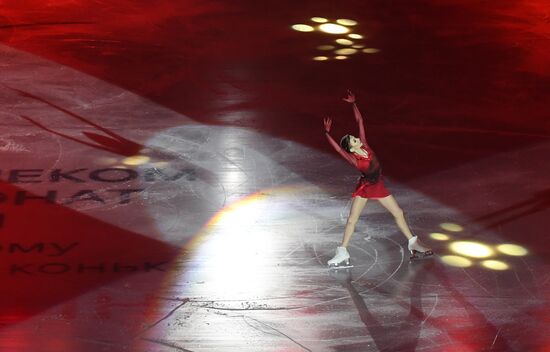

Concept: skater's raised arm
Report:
left=343, top=90, right=367, bottom=145
left=323, top=117, right=357, bottom=166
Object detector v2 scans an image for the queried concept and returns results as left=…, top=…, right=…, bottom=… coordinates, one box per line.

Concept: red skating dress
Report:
left=326, top=113, right=391, bottom=199
left=351, top=145, right=390, bottom=199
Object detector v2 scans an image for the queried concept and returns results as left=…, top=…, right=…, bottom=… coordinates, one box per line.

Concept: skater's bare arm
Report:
left=343, top=90, right=367, bottom=145
left=324, top=117, right=357, bottom=166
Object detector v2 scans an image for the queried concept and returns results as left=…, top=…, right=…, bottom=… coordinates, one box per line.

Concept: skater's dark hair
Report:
left=340, top=134, right=352, bottom=152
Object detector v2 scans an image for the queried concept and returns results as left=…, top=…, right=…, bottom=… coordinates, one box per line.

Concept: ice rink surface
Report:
left=0, top=1, right=549, bottom=351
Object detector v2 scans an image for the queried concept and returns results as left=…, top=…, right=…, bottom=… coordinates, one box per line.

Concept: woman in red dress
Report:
left=324, top=91, right=432, bottom=267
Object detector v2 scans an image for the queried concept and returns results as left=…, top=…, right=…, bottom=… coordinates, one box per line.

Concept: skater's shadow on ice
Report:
left=330, top=268, right=422, bottom=352
left=329, top=261, right=512, bottom=351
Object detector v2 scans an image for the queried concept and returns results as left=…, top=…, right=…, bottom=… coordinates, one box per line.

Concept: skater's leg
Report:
left=341, top=196, right=368, bottom=247
left=328, top=197, right=367, bottom=267
left=377, top=195, right=414, bottom=240
left=378, top=195, right=433, bottom=258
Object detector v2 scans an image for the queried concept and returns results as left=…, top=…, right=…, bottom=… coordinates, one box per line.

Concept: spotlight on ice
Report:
left=449, top=241, right=494, bottom=258
left=336, top=38, right=354, bottom=46
left=440, top=222, right=464, bottom=232
left=496, top=244, right=528, bottom=256
left=481, top=260, right=509, bottom=271
left=441, top=255, right=472, bottom=268
left=313, top=56, right=329, bottom=61
left=319, top=23, right=350, bottom=34
left=292, top=24, right=314, bottom=32
left=311, top=17, right=328, bottom=23
left=335, top=48, right=358, bottom=55
left=362, top=48, right=380, bottom=54
left=123, top=155, right=151, bottom=166
left=430, top=233, right=450, bottom=241
left=336, top=19, right=358, bottom=26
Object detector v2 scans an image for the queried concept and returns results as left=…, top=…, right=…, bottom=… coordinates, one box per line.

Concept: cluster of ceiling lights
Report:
left=430, top=223, right=528, bottom=270
left=291, top=17, right=379, bottom=62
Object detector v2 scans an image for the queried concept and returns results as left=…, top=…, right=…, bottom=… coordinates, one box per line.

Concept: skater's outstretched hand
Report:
left=324, top=116, right=356, bottom=164
left=323, top=116, right=332, bottom=133
left=342, top=89, right=356, bottom=104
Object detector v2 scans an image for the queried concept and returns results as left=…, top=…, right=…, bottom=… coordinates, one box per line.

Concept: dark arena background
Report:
left=0, top=1, right=549, bottom=351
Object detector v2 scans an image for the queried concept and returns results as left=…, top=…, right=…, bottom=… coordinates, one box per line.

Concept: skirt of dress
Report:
left=352, top=176, right=391, bottom=199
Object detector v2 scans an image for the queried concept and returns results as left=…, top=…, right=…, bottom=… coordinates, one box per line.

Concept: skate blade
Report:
left=327, top=261, right=353, bottom=270
left=409, top=250, right=434, bottom=261
left=328, top=264, right=353, bottom=270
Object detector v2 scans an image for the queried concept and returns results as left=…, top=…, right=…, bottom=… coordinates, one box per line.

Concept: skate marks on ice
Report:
left=141, top=164, right=548, bottom=351
left=135, top=127, right=385, bottom=350
left=0, top=40, right=368, bottom=349
left=0, top=43, right=203, bottom=350
left=0, top=43, right=324, bottom=351
left=137, top=192, right=437, bottom=350
left=0, top=43, right=204, bottom=237
left=322, top=143, right=550, bottom=350
left=305, top=179, right=544, bottom=351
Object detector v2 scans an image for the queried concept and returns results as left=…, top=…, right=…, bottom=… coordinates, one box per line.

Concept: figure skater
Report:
left=324, top=90, right=432, bottom=267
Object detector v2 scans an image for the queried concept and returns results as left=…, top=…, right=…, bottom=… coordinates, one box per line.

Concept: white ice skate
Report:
left=408, top=236, right=434, bottom=260
left=327, top=246, right=352, bottom=269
